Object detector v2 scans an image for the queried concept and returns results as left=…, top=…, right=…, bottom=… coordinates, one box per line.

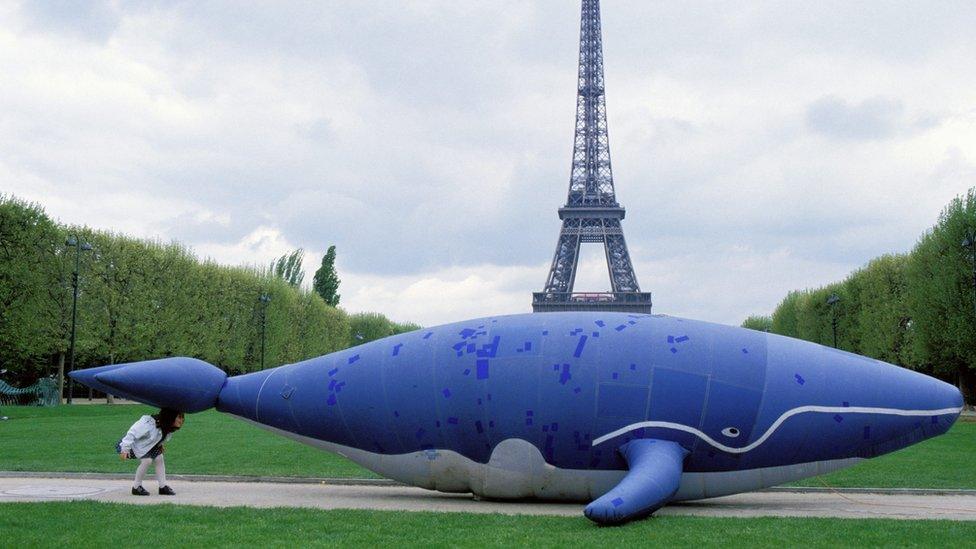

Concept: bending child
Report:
left=119, top=408, right=184, bottom=496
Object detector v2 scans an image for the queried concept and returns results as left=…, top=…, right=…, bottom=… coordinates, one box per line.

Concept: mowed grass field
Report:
left=2, top=502, right=975, bottom=548
left=1, top=405, right=973, bottom=488
left=0, top=404, right=377, bottom=478
left=794, top=414, right=976, bottom=489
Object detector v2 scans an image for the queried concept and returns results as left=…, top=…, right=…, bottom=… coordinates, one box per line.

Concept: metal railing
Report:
left=532, top=291, right=652, bottom=313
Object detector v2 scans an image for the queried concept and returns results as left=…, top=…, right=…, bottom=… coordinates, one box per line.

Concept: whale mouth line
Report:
left=591, top=405, right=964, bottom=454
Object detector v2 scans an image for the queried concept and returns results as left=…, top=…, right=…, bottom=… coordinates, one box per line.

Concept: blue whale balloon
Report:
left=71, top=312, right=963, bottom=524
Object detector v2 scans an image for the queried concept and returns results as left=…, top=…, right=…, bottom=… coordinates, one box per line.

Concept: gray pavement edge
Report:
left=2, top=471, right=974, bottom=496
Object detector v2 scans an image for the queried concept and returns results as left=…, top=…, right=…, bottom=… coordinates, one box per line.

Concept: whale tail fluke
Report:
left=69, top=357, right=227, bottom=413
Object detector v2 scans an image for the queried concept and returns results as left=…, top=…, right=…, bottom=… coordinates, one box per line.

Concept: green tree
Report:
left=348, top=312, right=392, bottom=347
left=850, top=254, right=912, bottom=366
left=348, top=313, right=421, bottom=347
left=391, top=320, right=422, bottom=334
left=86, top=234, right=163, bottom=367
left=0, top=196, right=61, bottom=376
left=906, top=188, right=976, bottom=401
left=770, top=291, right=802, bottom=338
left=793, top=283, right=858, bottom=351
left=741, top=315, right=772, bottom=332
left=270, top=249, right=305, bottom=288
left=312, top=245, right=341, bottom=306
left=770, top=283, right=858, bottom=352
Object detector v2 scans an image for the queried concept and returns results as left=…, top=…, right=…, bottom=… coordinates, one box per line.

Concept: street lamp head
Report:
left=826, top=294, right=840, bottom=306
left=963, top=227, right=976, bottom=248
left=81, top=242, right=93, bottom=252
left=66, top=236, right=77, bottom=247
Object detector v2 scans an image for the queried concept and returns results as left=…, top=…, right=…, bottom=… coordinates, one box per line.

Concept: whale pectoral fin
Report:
left=584, top=439, right=688, bottom=525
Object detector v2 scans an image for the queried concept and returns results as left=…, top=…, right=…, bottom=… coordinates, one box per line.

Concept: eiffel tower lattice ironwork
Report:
left=532, top=0, right=652, bottom=314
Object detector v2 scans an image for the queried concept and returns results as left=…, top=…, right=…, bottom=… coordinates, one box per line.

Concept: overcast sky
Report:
left=2, top=1, right=975, bottom=327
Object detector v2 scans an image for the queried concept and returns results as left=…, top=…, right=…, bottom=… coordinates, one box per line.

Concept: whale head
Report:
left=575, top=318, right=963, bottom=474
left=752, top=333, right=963, bottom=463
left=654, top=329, right=963, bottom=477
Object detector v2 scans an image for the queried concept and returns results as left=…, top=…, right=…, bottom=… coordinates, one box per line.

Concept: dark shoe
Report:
left=132, top=486, right=149, bottom=496
left=159, top=485, right=176, bottom=496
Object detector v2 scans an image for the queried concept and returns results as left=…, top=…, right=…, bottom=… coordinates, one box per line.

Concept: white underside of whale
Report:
left=232, top=415, right=861, bottom=502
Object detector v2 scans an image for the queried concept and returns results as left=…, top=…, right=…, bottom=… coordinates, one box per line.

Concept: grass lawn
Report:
left=2, top=502, right=975, bottom=548
left=0, top=404, right=377, bottom=478
left=1, top=405, right=973, bottom=488
left=793, top=417, right=976, bottom=489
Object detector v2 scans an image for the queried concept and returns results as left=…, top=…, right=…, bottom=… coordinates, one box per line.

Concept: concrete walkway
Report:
left=2, top=476, right=976, bottom=521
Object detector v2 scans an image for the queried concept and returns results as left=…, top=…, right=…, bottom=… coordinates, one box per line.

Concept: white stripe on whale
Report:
left=591, top=405, right=964, bottom=453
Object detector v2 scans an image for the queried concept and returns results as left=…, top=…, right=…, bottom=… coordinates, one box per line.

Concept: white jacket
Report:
left=120, top=415, right=172, bottom=459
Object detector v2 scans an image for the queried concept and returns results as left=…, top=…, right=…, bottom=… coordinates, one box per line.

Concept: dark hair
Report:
left=153, top=408, right=185, bottom=435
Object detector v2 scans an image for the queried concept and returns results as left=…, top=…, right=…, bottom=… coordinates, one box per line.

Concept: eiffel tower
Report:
left=532, top=0, right=652, bottom=314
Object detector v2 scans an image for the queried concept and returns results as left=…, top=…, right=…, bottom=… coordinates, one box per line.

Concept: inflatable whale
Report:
left=70, top=312, right=963, bottom=524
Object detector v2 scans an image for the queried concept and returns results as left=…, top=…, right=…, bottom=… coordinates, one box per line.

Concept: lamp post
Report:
left=259, top=294, right=271, bottom=370
left=962, top=230, right=976, bottom=320
left=65, top=236, right=93, bottom=404
left=0, top=369, right=8, bottom=420
left=826, top=293, right=841, bottom=348
left=960, top=230, right=976, bottom=400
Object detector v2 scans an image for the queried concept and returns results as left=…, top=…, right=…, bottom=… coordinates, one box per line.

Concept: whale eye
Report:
left=721, top=427, right=740, bottom=438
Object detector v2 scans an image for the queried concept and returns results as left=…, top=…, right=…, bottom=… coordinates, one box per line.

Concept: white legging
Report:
left=134, top=455, right=166, bottom=487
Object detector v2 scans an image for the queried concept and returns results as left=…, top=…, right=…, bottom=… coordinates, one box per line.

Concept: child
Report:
left=119, top=408, right=184, bottom=496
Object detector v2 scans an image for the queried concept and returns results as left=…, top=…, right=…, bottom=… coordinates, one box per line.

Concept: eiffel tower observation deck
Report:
left=533, top=0, right=652, bottom=314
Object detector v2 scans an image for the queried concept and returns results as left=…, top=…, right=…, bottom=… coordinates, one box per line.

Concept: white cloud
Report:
left=805, top=96, right=906, bottom=141
left=339, top=263, right=541, bottom=327
left=193, top=226, right=297, bottom=271
left=2, top=1, right=976, bottom=328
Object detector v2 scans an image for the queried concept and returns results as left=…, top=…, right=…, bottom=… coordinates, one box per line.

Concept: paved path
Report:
left=2, top=476, right=976, bottom=521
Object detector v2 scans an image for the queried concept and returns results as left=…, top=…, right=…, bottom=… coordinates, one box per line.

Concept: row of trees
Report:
left=745, top=189, right=976, bottom=403
left=0, top=195, right=417, bottom=395
left=348, top=312, right=421, bottom=348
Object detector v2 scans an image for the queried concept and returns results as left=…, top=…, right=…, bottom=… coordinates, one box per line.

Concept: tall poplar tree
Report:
left=270, top=248, right=305, bottom=288
left=313, top=245, right=340, bottom=307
